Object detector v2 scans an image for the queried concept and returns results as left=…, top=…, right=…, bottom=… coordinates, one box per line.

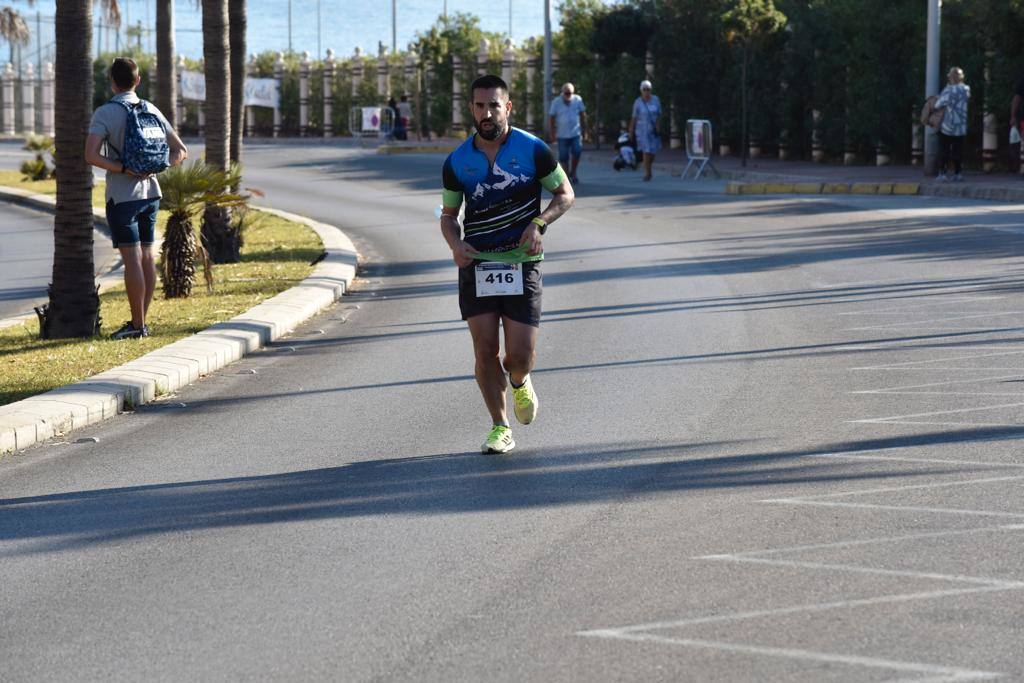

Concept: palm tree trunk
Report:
left=156, top=0, right=176, bottom=128
left=160, top=212, right=197, bottom=298
left=42, top=0, right=99, bottom=339
left=200, top=0, right=239, bottom=263
left=229, top=0, right=246, bottom=166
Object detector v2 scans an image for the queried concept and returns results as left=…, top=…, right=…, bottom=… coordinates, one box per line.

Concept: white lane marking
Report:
left=850, top=420, right=1023, bottom=427
left=851, top=375, right=1024, bottom=393
left=708, top=524, right=1024, bottom=559
left=770, top=475, right=1024, bottom=501
left=697, top=555, right=1024, bottom=589
left=857, top=391, right=1024, bottom=396
left=837, top=297, right=1007, bottom=314
left=852, top=350, right=1024, bottom=369
left=838, top=345, right=1024, bottom=354
left=818, top=452, right=1024, bottom=468
left=578, top=629, right=1003, bottom=680
left=847, top=313, right=1024, bottom=327
left=766, top=498, right=1024, bottom=519
left=848, top=402, right=1024, bottom=423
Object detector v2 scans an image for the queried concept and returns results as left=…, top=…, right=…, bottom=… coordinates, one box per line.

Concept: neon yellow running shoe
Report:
left=511, top=374, right=538, bottom=425
left=482, top=425, right=515, bottom=454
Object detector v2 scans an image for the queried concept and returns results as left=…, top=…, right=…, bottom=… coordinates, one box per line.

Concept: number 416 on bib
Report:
left=475, top=262, right=524, bottom=297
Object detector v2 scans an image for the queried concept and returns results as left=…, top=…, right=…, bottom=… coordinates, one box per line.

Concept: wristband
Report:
left=531, top=216, right=548, bottom=235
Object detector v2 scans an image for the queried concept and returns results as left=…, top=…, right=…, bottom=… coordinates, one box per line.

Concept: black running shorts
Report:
left=458, top=260, right=543, bottom=327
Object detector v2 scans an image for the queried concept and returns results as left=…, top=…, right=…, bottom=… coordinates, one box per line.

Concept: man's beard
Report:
left=475, top=119, right=505, bottom=140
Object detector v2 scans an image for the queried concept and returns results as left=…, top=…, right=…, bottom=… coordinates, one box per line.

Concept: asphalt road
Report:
left=2, top=140, right=1024, bottom=681
left=0, top=141, right=118, bottom=324
left=0, top=201, right=118, bottom=323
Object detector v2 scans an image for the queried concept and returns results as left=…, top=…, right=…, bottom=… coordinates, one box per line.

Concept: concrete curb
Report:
left=724, top=180, right=923, bottom=197
left=656, top=162, right=1024, bottom=202
left=0, top=204, right=358, bottom=455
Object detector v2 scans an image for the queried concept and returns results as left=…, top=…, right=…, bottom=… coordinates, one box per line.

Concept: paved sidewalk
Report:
left=378, top=137, right=1024, bottom=202
left=0, top=195, right=358, bottom=455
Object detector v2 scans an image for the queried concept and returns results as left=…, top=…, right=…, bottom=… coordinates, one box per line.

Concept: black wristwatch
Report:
left=531, top=217, right=548, bottom=235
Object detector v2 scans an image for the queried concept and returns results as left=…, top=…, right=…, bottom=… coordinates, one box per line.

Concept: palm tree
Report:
left=229, top=0, right=245, bottom=165
left=155, top=0, right=176, bottom=127
left=158, top=161, right=246, bottom=298
left=41, top=0, right=119, bottom=338
left=200, top=0, right=239, bottom=263
left=0, top=6, right=30, bottom=64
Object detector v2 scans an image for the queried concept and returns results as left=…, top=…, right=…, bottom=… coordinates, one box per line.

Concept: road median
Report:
left=0, top=192, right=358, bottom=456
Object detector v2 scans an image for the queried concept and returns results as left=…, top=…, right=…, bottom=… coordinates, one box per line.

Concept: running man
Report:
left=440, top=74, right=575, bottom=454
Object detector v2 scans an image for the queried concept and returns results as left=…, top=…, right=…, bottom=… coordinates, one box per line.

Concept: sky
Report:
left=5, top=0, right=588, bottom=65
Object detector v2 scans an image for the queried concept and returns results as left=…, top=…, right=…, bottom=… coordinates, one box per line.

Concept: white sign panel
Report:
left=180, top=71, right=279, bottom=108
left=691, top=120, right=706, bottom=156
left=361, top=107, right=382, bottom=131
left=180, top=69, right=206, bottom=102
left=244, top=78, right=278, bottom=108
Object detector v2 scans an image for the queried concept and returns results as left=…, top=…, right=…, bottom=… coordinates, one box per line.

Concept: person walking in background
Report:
left=387, top=96, right=401, bottom=141
left=397, top=94, right=414, bottom=141
left=934, top=67, right=970, bottom=182
left=548, top=82, right=587, bottom=184
left=85, top=57, right=187, bottom=339
left=629, top=79, right=661, bottom=181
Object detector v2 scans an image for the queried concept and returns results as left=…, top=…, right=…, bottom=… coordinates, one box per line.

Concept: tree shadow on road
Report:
left=2, top=428, right=1020, bottom=557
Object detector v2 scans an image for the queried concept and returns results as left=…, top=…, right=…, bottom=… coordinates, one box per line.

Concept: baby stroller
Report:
left=613, top=132, right=638, bottom=171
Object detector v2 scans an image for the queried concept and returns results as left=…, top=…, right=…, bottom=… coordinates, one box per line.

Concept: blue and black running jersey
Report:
left=441, top=127, right=566, bottom=261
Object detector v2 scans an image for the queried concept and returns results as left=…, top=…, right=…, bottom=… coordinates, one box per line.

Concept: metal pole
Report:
left=924, top=0, right=941, bottom=175
left=392, top=0, right=397, bottom=54
left=509, top=0, right=512, bottom=38
left=288, top=0, right=293, bottom=54
left=36, top=12, right=41, bottom=73
left=317, top=0, right=322, bottom=58
left=543, top=0, right=552, bottom=126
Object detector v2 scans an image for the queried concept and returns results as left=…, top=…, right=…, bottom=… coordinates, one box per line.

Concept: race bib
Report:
left=475, top=262, right=523, bottom=297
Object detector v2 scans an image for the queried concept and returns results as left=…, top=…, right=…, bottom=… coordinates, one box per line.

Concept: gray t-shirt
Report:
left=548, top=95, right=586, bottom=139
left=88, top=91, right=174, bottom=205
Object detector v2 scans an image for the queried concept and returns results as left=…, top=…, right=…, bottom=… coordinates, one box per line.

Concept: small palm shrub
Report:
left=157, top=161, right=247, bottom=298
left=20, top=135, right=55, bottom=181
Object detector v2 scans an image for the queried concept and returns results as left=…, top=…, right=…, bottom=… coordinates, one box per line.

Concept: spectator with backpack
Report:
left=85, top=57, right=188, bottom=339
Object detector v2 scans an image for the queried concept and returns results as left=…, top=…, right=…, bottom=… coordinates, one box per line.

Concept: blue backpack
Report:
left=112, top=99, right=170, bottom=175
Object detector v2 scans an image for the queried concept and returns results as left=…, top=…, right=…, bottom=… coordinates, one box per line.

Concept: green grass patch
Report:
left=0, top=176, right=321, bottom=406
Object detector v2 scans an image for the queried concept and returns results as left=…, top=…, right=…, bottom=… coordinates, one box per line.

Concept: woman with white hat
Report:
left=629, top=79, right=662, bottom=181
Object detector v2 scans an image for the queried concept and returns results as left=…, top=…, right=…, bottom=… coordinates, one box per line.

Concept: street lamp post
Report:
left=923, top=0, right=941, bottom=176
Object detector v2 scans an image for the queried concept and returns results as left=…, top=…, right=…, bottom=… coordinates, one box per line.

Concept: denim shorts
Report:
left=106, top=197, right=160, bottom=248
left=557, top=136, right=582, bottom=165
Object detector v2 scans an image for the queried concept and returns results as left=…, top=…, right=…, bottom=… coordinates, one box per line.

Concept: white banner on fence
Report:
left=180, top=70, right=206, bottom=101
left=361, top=107, right=382, bottom=131
left=179, top=71, right=279, bottom=108
left=244, top=78, right=278, bottom=108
